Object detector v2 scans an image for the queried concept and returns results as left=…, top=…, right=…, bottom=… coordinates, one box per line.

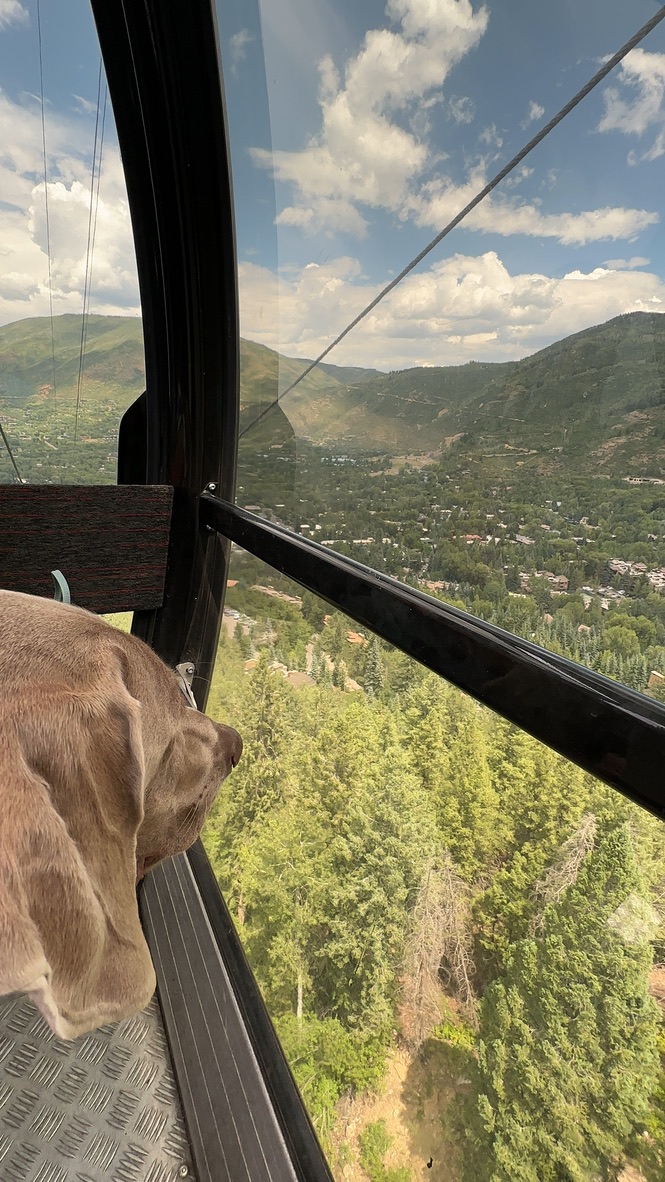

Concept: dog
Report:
left=0, top=589, right=241, bottom=1040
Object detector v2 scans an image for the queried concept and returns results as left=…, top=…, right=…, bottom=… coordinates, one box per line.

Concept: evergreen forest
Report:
left=198, top=550, right=665, bottom=1182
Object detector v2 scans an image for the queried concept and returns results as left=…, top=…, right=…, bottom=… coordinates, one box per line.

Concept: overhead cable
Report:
left=75, top=60, right=105, bottom=443
left=80, top=84, right=107, bottom=381
left=240, top=3, right=665, bottom=441
left=0, top=420, right=23, bottom=484
left=36, top=0, right=57, bottom=407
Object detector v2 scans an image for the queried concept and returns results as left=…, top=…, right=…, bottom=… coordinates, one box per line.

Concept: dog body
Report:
left=0, top=590, right=241, bottom=1040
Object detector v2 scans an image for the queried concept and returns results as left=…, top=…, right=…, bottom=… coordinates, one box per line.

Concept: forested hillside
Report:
left=200, top=551, right=665, bottom=1181
left=4, top=309, right=665, bottom=480
left=281, top=311, right=665, bottom=473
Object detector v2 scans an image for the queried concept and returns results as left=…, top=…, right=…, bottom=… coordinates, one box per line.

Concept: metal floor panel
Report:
left=0, top=991, right=194, bottom=1182
left=140, top=855, right=299, bottom=1182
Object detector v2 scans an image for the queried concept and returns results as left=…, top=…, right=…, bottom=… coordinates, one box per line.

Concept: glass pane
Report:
left=0, top=0, right=143, bottom=484
left=204, top=546, right=665, bottom=1180
left=217, top=0, right=665, bottom=703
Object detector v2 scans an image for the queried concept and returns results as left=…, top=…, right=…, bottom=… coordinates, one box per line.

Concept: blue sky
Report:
left=217, top=0, right=665, bottom=369
left=0, top=0, right=104, bottom=129
left=0, top=0, right=137, bottom=324
left=1, top=1, right=665, bottom=373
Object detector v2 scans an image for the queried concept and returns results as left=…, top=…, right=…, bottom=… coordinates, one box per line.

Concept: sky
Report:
left=219, top=0, right=665, bottom=370
left=0, top=0, right=138, bottom=324
left=1, top=1, right=665, bottom=372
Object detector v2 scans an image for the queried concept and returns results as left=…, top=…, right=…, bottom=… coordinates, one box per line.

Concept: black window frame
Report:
left=91, top=0, right=665, bottom=1177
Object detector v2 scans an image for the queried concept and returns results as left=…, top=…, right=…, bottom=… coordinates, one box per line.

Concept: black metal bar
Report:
left=201, top=494, right=665, bottom=819
left=91, top=0, right=239, bottom=701
left=186, top=841, right=335, bottom=1182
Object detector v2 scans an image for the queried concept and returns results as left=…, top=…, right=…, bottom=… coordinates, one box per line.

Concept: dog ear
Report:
left=0, top=672, right=155, bottom=1040
left=136, top=706, right=241, bottom=876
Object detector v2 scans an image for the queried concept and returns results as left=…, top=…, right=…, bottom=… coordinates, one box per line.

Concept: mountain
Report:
left=0, top=315, right=145, bottom=406
left=280, top=311, right=665, bottom=475
left=2, top=311, right=665, bottom=478
left=238, top=338, right=378, bottom=436
left=0, top=314, right=379, bottom=430
left=281, top=355, right=515, bottom=451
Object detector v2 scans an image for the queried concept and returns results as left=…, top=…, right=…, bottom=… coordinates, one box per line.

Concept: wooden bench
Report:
left=0, top=484, right=173, bottom=613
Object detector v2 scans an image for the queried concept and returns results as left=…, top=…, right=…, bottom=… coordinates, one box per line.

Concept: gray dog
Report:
left=0, top=590, right=241, bottom=1040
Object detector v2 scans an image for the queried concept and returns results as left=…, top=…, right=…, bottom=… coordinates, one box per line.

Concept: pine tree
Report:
left=402, top=674, right=450, bottom=796
left=467, top=825, right=661, bottom=1182
left=209, top=649, right=294, bottom=910
left=333, top=658, right=348, bottom=690
left=234, top=795, right=328, bottom=1019
left=300, top=698, right=438, bottom=1036
left=234, top=625, right=253, bottom=661
left=325, top=611, right=348, bottom=662
left=319, top=660, right=333, bottom=689
left=438, top=709, right=502, bottom=883
left=364, top=636, right=385, bottom=697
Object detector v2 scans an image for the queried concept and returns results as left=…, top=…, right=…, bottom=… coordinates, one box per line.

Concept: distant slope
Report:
left=0, top=314, right=145, bottom=406
left=281, top=357, right=517, bottom=451
left=0, top=314, right=378, bottom=426
left=449, top=311, right=665, bottom=475
left=280, top=312, right=665, bottom=474
left=239, top=338, right=379, bottom=435
left=0, top=315, right=367, bottom=463
left=317, top=360, right=381, bottom=385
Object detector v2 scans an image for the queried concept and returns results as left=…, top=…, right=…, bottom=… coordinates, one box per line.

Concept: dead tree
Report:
left=400, top=853, right=477, bottom=1049
left=531, top=812, right=597, bottom=931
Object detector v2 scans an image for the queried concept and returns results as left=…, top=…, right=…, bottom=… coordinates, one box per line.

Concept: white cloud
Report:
left=479, top=123, right=503, bottom=148
left=252, top=1, right=657, bottom=250
left=602, top=256, right=650, bottom=270
left=238, top=251, right=665, bottom=372
left=31, top=178, right=138, bottom=305
left=0, top=0, right=28, bottom=31
left=598, top=48, right=665, bottom=162
left=408, top=170, right=657, bottom=245
left=521, top=99, right=544, bottom=129
left=448, top=95, right=475, bottom=124
left=229, top=29, right=253, bottom=75
left=0, top=90, right=140, bottom=325
left=504, top=165, right=533, bottom=190
left=72, top=94, right=98, bottom=115
left=0, top=271, right=38, bottom=300
left=251, top=0, right=489, bottom=236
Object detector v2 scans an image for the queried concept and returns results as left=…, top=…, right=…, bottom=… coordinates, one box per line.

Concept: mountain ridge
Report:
left=1, top=311, right=665, bottom=477
left=0, top=314, right=380, bottom=414
left=280, top=311, right=665, bottom=475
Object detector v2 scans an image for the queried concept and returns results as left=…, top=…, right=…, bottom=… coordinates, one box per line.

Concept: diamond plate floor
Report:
left=0, top=991, right=194, bottom=1182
